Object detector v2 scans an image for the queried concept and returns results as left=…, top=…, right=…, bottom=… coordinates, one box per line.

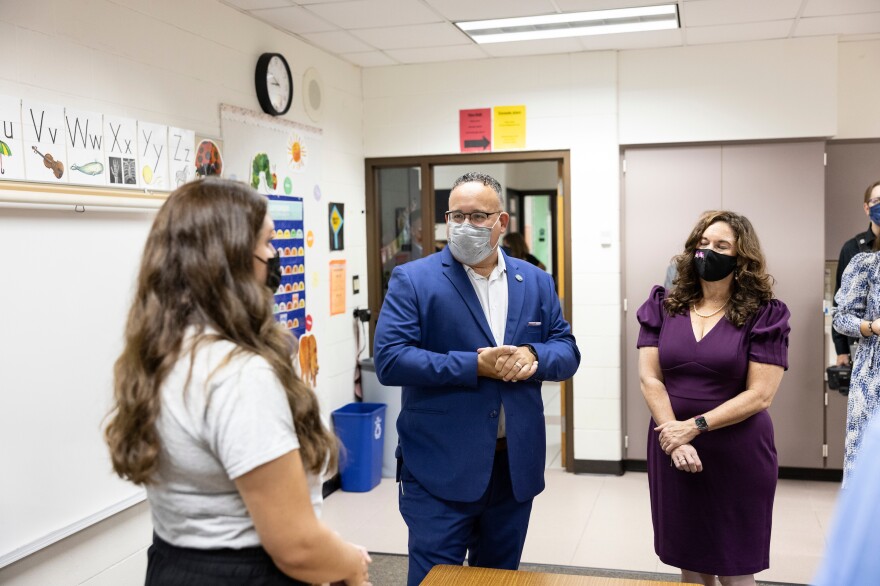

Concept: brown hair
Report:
left=864, top=180, right=880, bottom=204
left=665, top=210, right=775, bottom=327
left=105, top=178, right=336, bottom=484
left=503, top=232, right=530, bottom=260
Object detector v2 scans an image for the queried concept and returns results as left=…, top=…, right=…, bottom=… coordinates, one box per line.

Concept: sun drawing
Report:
left=288, top=135, right=308, bottom=170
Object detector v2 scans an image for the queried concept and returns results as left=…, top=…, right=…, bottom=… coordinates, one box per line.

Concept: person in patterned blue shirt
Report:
left=833, top=232, right=880, bottom=487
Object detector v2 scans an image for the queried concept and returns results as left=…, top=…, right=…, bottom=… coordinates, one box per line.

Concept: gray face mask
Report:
left=447, top=216, right=500, bottom=266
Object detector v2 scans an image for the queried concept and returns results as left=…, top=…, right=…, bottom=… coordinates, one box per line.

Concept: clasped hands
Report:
left=476, top=344, right=538, bottom=382
left=654, top=420, right=703, bottom=473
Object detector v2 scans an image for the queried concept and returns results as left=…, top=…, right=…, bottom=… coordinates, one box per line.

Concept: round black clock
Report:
left=255, top=52, right=293, bottom=116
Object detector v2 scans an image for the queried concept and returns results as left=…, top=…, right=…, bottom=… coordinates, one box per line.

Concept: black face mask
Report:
left=255, top=251, right=282, bottom=290
left=693, top=248, right=737, bottom=282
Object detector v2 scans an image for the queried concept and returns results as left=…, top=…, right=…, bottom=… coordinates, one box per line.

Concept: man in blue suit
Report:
left=374, top=172, right=580, bottom=586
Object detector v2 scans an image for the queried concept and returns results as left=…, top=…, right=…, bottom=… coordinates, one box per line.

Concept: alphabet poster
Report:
left=0, top=95, right=193, bottom=192
left=139, top=122, right=169, bottom=190
left=65, top=108, right=106, bottom=186
left=22, top=100, right=68, bottom=183
left=168, top=127, right=195, bottom=189
left=268, top=194, right=307, bottom=341
left=0, top=95, right=25, bottom=180
left=104, top=115, right=139, bottom=187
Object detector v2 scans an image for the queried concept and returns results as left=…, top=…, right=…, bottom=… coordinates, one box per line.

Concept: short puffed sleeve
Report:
left=636, top=285, right=666, bottom=348
left=748, top=300, right=791, bottom=369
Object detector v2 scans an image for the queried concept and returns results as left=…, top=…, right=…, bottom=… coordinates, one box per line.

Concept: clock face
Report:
left=256, top=53, right=293, bottom=116
left=267, top=56, right=291, bottom=113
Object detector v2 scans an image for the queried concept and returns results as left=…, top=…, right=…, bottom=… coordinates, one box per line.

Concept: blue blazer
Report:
left=374, top=247, right=580, bottom=503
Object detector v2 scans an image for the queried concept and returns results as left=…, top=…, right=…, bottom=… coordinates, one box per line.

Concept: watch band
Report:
left=520, top=344, right=538, bottom=360
left=694, top=415, right=709, bottom=432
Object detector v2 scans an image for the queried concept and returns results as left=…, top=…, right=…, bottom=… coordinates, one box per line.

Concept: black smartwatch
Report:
left=520, top=344, right=538, bottom=361
left=694, top=415, right=709, bottom=433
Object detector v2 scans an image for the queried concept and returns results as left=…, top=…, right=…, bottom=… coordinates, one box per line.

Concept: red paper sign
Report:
left=459, top=109, right=491, bottom=152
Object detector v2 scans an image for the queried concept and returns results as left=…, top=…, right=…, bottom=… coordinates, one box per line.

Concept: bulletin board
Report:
left=220, top=104, right=322, bottom=341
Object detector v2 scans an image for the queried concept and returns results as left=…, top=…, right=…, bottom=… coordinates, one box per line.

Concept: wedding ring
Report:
left=514, top=362, right=521, bottom=368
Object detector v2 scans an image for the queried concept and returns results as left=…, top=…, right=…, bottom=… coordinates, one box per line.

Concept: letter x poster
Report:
left=268, top=195, right=306, bottom=340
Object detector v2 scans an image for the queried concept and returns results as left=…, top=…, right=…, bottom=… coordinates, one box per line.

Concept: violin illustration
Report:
left=32, top=146, right=64, bottom=179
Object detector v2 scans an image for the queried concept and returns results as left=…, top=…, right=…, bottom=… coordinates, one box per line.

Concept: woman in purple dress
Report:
left=636, top=211, right=790, bottom=586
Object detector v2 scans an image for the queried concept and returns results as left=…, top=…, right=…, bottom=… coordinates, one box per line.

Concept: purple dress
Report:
left=636, top=286, right=790, bottom=576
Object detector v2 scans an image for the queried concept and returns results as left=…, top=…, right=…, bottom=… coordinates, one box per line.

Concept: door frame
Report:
left=365, top=150, right=575, bottom=470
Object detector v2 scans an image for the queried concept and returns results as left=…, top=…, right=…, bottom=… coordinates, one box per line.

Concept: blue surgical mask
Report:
left=447, top=217, right=500, bottom=266
left=869, top=203, right=880, bottom=225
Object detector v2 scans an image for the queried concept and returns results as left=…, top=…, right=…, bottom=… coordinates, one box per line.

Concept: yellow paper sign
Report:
left=493, top=105, right=526, bottom=150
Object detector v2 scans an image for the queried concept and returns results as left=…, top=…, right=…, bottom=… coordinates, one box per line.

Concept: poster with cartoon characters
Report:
left=267, top=194, right=307, bottom=340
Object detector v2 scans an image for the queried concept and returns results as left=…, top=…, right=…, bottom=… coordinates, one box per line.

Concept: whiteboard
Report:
left=0, top=204, right=154, bottom=566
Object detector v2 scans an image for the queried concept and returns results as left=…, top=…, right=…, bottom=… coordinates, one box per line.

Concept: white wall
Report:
left=363, top=35, right=878, bottom=465
left=0, top=0, right=364, bottom=584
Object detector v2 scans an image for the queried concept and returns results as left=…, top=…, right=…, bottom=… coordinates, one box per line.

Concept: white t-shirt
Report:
left=146, top=331, right=323, bottom=549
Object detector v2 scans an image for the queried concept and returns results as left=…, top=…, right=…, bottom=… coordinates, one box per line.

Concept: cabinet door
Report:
left=722, top=142, right=826, bottom=469
left=622, top=146, right=722, bottom=460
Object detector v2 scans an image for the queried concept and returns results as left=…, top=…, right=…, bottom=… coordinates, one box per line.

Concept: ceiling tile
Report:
left=803, top=0, right=880, bottom=18
left=577, top=27, right=683, bottom=51
left=221, top=0, right=294, bottom=9
left=249, top=6, right=337, bottom=33
left=424, top=0, right=558, bottom=22
left=384, top=44, right=487, bottom=64
left=795, top=12, right=880, bottom=37
left=351, top=23, right=469, bottom=50
left=300, top=30, right=376, bottom=53
left=306, top=0, right=442, bottom=29
left=341, top=51, right=400, bottom=67
left=686, top=19, right=793, bottom=45
left=480, top=37, right=585, bottom=58
left=683, top=0, right=802, bottom=27
left=555, top=0, right=678, bottom=12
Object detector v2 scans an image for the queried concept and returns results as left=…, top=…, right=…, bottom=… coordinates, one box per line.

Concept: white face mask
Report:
left=447, top=216, right=500, bottom=266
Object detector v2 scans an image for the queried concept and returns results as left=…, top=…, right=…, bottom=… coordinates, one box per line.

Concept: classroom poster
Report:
left=168, top=127, right=195, bottom=188
left=269, top=195, right=307, bottom=341
left=329, top=259, right=346, bottom=316
left=139, top=122, right=169, bottom=190
left=64, top=108, right=105, bottom=186
left=21, top=100, right=68, bottom=183
left=104, top=115, right=139, bottom=188
left=0, top=95, right=25, bottom=180
left=329, top=202, right=344, bottom=251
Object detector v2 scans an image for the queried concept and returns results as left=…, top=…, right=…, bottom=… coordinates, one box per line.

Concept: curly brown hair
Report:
left=665, top=210, right=775, bottom=327
left=105, top=178, right=336, bottom=485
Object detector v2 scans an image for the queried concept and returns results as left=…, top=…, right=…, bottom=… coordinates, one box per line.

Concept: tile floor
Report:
left=323, top=383, right=840, bottom=585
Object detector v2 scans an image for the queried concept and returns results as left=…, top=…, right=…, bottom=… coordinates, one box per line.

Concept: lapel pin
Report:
left=515, top=274, right=523, bottom=282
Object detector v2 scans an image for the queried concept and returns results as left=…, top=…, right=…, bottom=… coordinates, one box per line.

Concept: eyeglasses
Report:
left=445, top=210, right=502, bottom=226
left=869, top=198, right=880, bottom=207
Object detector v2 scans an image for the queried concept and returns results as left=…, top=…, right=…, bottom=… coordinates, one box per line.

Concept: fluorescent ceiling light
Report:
left=455, top=4, right=679, bottom=44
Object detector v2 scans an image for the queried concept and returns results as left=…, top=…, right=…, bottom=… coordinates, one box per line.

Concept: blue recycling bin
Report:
left=331, top=402, right=386, bottom=492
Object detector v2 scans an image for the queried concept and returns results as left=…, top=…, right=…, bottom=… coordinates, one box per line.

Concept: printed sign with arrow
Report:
left=459, top=108, right=491, bottom=152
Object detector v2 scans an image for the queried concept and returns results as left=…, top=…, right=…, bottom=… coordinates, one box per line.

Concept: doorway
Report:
left=365, top=151, right=574, bottom=469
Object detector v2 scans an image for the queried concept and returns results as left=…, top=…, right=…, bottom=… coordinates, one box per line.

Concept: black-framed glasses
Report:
left=445, top=210, right=502, bottom=226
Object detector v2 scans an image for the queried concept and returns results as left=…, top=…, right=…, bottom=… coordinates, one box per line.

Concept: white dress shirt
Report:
left=464, top=252, right=509, bottom=438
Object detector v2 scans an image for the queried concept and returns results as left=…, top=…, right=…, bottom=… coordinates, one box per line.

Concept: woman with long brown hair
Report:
left=105, top=178, right=370, bottom=586
left=636, top=211, right=790, bottom=586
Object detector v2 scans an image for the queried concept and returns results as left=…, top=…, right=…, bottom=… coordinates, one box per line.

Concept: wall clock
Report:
left=255, top=52, right=293, bottom=116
